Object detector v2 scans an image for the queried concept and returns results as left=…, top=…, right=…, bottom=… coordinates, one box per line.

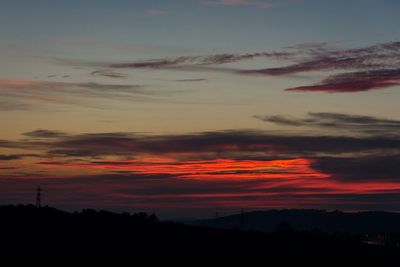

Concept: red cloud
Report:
left=286, top=69, right=400, bottom=93
left=38, top=158, right=329, bottom=180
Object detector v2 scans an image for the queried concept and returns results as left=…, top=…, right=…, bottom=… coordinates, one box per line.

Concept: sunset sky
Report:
left=1, top=0, right=400, bottom=218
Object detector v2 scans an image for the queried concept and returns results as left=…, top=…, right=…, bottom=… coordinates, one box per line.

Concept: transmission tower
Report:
left=36, top=186, right=42, bottom=208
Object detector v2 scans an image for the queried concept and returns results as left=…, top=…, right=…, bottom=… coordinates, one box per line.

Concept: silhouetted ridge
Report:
left=196, top=209, right=400, bottom=233
left=1, top=205, right=399, bottom=263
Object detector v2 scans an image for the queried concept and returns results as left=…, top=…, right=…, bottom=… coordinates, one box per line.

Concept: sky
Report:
left=1, top=0, right=400, bottom=218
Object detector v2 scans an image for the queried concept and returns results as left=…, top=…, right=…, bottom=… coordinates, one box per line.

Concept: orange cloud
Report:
left=37, top=157, right=329, bottom=180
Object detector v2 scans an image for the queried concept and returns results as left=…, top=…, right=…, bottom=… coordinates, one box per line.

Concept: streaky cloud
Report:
left=0, top=155, right=22, bottom=161
left=51, top=40, right=400, bottom=93
left=23, top=129, right=68, bottom=138
left=285, top=69, right=400, bottom=93
left=90, top=69, right=127, bottom=79
left=313, top=155, right=400, bottom=182
left=0, top=79, right=158, bottom=108
left=171, top=79, right=208, bottom=82
left=52, top=51, right=293, bottom=70
left=205, top=0, right=273, bottom=9
left=0, top=80, right=145, bottom=95
left=240, top=41, right=400, bottom=93
left=38, top=130, right=400, bottom=183
left=255, top=112, right=400, bottom=134
left=0, top=129, right=398, bottom=158
left=0, top=99, right=31, bottom=111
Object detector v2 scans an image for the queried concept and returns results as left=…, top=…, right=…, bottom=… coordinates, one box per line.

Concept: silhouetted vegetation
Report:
left=197, top=209, right=400, bottom=233
left=1, top=205, right=399, bottom=264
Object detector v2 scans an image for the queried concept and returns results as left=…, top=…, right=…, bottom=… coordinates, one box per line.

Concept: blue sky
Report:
left=1, top=0, right=399, bottom=54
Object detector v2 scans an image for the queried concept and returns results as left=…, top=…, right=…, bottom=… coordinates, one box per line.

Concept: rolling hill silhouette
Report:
left=1, top=205, right=399, bottom=263
left=195, top=209, right=400, bottom=233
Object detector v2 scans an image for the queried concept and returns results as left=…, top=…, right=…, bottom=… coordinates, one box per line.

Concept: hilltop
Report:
left=195, top=209, right=400, bottom=233
left=0, top=205, right=399, bottom=263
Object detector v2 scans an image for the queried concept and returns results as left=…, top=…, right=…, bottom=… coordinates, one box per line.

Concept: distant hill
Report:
left=195, top=209, right=400, bottom=233
left=1, top=205, right=400, bottom=263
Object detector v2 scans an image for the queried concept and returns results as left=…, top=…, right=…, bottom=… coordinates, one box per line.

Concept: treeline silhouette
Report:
left=196, top=209, right=400, bottom=233
left=0, top=205, right=399, bottom=264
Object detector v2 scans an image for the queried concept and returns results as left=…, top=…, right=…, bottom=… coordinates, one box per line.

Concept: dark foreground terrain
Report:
left=0, top=205, right=399, bottom=264
left=196, top=209, right=400, bottom=233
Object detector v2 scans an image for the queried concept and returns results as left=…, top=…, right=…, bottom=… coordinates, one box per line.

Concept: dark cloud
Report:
left=2, top=129, right=400, bottom=190
left=0, top=139, right=49, bottom=151
left=1, top=130, right=399, bottom=160
left=33, top=130, right=400, bottom=185
left=2, top=128, right=400, bottom=214
left=23, top=129, right=68, bottom=138
left=50, top=40, right=400, bottom=93
left=47, top=149, right=106, bottom=157
left=285, top=69, right=400, bottom=93
left=53, top=131, right=399, bottom=159
left=313, top=155, right=400, bottom=182
left=243, top=41, right=400, bottom=76
left=0, top=155, right=22, bottom=161
left=255, top=115, right=306, bottom=127
left=90, top=69, right=127, bottom=78
left=85, top=41, right=398, bottom=77
left=240, top=41, right=400, bottom=92
left=54, top=51, right=293, bottom=70
left=0, top=153, right=41, bottom=161
left=1, top=170, right=400, bottom=217
left=241, top=53, right=360, bottom=76
left=172, top=79, right=208, bottom=82
left=255, top=112, right=400, bottom=135
left=197, top=52, right=292, bottom=65
left=115, top=177, right=271, bottom=196
left=108, top=58, right=189, bottom=69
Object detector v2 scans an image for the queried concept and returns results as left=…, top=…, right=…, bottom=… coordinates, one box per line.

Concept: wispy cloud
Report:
left=0, top=99, right=31, bottom=111
left=145, top=9, right=166, bottom=17
left=50, top=41, right=400, bottom=93
left=255, top=112, right=400, bottom=135
left=205, top=0, right=273, bottom=8
left=53, top=51, right=292, bottom=70
left=243, top=42, right=400, bottom=76
left=170, top=78, right=208, bottom=82
left=0, top=80, right=144, bottom=94
left=285, top=69, right=400, bottom=93
left=1, top=128, right=398, bottom=158
left=0, top=79, right=155, bottom=108
left=240, top=41, right=400, bottom=93
left=0, top=155, right=22, bottom=161
left=23, top=129, right=68, bottom=138
left=90, top=69, right=127, bottom=79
